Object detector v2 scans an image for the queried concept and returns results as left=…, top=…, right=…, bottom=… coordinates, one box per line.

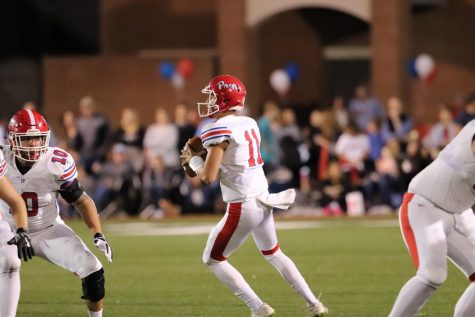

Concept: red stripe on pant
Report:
left=261, top=244, right=280, bottom=255
left=210, top=202, right=242, bottom=261
left=400, top=192, right=419, bottom=269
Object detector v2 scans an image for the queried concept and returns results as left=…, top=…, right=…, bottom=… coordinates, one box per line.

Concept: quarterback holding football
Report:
left=181, top=75, right=328, bottom=317
left=0, top=109, right=112, bottom=317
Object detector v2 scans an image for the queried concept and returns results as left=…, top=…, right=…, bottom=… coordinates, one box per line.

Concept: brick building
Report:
left=1, top=0, right=474, bottom=128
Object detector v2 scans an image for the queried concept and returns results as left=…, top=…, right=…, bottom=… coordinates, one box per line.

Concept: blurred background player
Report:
left=181, top=74, right=328, bottom=317
left=0, top=109, right=113, bottom=317
left=388, top=119, right=475, bottom=317
left=0, top=149, right=35, bottom=317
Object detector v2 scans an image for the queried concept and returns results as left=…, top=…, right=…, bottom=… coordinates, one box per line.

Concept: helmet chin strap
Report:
left=15, top=155, right=36, bottom=167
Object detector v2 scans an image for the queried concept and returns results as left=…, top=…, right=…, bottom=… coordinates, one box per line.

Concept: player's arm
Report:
left=195, top=142, right=228, bottom=183
left=0, top=175, right=28, bottom=229
left=61, top=180, right=113, bottom=262
left=72, top=192, right=103, bottom=235
left=0, top=175, right=35, bottom=261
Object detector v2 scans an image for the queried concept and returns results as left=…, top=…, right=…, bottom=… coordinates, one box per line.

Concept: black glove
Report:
left=7, top=228, right=35, bottom=261
left=94, top=233, right=113, bottom=263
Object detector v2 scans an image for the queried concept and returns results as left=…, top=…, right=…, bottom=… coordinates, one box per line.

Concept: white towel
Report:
left=257, top=188, right=296, bottom=210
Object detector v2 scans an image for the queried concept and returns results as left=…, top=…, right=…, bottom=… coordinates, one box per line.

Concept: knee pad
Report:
left=417, top=267, right=447, bottom=287
left=81, top=268, right=105, bottom=302
left=0, top=248, right=21, bottom=273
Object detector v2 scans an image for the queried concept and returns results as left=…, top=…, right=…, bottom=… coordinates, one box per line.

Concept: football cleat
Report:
left=308, top=301, right=329, bottom=317
left=251, top=303, right=275, bottom=317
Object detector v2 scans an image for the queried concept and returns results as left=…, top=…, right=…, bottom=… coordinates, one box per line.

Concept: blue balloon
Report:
left=284, top=62, right=301, bottom=83
left=158, top=61, right=175, bottom=80
left=406, top=59, right=419, bottom=79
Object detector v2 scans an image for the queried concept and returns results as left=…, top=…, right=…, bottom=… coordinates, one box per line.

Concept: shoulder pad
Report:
left=48, top=147, right=78, bottom=183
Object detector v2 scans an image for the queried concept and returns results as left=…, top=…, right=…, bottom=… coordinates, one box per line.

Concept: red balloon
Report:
left=423, top=68, right=437, bottom=83
left=177, top=58, right=195, bottom=78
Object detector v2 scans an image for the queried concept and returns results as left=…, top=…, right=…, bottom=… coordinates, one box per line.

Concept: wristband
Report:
left=189, top=156, right=205, bottom=173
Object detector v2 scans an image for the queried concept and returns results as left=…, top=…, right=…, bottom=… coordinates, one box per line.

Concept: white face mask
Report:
left=197, top=88, right=220, bottom=117
left=9, top=131, right=50, bottom=162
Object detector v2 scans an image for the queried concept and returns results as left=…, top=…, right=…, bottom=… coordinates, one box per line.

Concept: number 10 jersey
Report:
left=0, top=146, right=78, bottom=232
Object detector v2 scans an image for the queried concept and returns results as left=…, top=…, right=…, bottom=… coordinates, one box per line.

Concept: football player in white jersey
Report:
left=181, top=75, right=328, bottom=317
left=0, top=150, right=35, bottom=317
left=388, top=119, right=475, bottom=317
left=0, top=109, right=113, bottom=317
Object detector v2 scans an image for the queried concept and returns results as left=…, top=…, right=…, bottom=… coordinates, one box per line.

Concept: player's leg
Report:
left=31, top=222, right=104, bottom=317
left=0, top=221, right=21, bottom=317
left=388, top=193, right=450, bottom=317
left=251, top=202, right=327, bottom=315
left=203, top=201, right=268, bottom=313
left=448, top=211, right=475, bottom=317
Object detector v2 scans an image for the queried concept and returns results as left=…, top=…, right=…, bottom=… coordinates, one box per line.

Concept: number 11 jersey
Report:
left=201, top=115, right=268, bottom=203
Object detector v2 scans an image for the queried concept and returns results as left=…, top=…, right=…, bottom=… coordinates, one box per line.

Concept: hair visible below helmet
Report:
left=197, top=74, right=246, bottom=117
left=8, top=109, right=50, bottom=162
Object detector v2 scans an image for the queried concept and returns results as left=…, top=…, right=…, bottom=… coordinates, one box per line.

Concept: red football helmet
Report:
left=197, top=74, right=246, bottom=117
left=8, top=109, right=50, bottom=162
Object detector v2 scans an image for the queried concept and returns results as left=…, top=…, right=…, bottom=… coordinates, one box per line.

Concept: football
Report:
left=187, top=136, right=206, bottom=158
left=182, top=137, right=207, bottom=177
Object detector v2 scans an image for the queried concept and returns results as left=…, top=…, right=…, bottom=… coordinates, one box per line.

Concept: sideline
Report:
left=106, top=219, right=399, bottom=236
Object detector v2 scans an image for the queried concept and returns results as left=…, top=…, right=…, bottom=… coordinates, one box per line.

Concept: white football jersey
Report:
left=0, top=146, right=78, bottom=231
left=201, top=115, right=268, bottom=202
left=409, top=120, right=475, bottom=213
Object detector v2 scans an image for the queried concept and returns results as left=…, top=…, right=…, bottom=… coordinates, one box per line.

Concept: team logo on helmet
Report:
left=216, top=81, right=239, bottom=91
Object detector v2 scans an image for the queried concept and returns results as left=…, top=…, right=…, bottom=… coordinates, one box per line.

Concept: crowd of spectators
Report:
left=2, top=87, right=475, bottom=218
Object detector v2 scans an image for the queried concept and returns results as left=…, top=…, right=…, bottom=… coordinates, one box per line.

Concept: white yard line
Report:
left=107, top=219, right=399, bottom=236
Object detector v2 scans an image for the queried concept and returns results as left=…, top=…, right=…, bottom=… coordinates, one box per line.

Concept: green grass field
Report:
left=17, top=217, right=468, bottom=317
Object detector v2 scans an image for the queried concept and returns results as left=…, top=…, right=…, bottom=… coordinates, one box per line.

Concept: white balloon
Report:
left=415, top=54, right=435, bottom=79
left=269, top=69, right=291, bottom=95
left=171, top=72, right=185, bottom=89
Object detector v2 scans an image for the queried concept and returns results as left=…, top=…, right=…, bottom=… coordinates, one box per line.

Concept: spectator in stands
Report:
left=348, top=84, right=384, bottom=131
left=91, top=143, right=141, bottom=217
left=423, top=104, right=458, bottom=156
left=381, top=97, right=413, bottom=146
left=174, top=103, right=196, bottom=151
left=335, top=120, right=371, bottom=185
left=276, top=108, right=302, bottom=186
left=74, top=96, right=110, bottom=175
left=318, top=160, right=352, bottom=216
left=59, top=111, right=79, bottom=149
left=258, top=100, right=281, bottom=171
left=304, top=110, right=333, bottom=182
left=374, top=145, right=404, bottom=209
left=114, top=108, right=145, bottom=149
left=113, top=108, right=145, bottom=173
left=455, top=93, right=475, bottom=127
left=331, top=95, right=349, bottom=131
left=164, top=173, right=222, bottom=215
left=399, top=138, right=431, bottom=188
left=367, top=119, right=385, bottom=162
left=144, top=107, right=179, bottom=169
left=140, top=154, right=176, bottom=219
